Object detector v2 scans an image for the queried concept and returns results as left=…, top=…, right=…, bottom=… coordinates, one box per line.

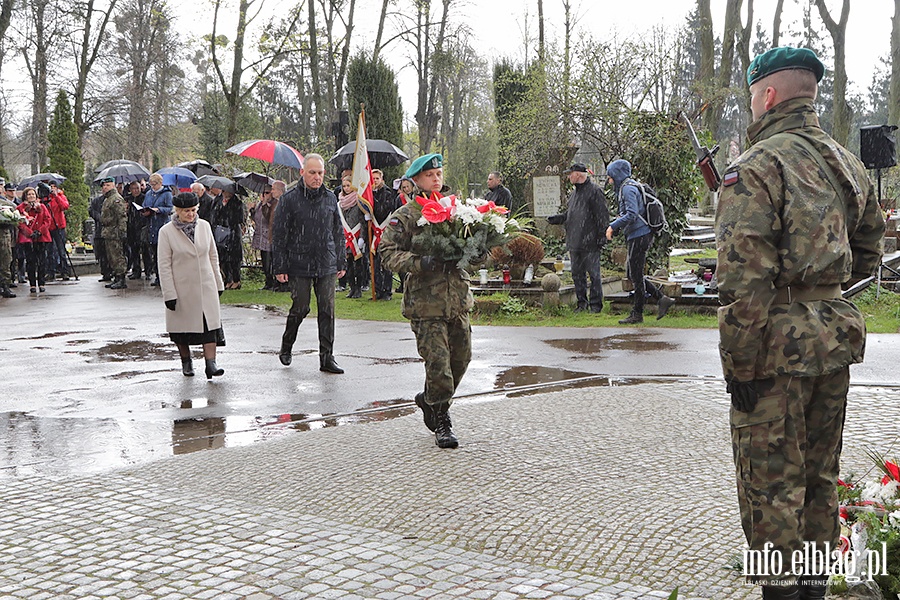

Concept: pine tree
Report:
left=47, top=90, right=89, bottom=242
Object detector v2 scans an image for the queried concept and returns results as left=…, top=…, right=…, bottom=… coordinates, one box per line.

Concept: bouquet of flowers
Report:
left=0, top=205, right=26, bottom=227
left=411, top=195, right=523, bottom=270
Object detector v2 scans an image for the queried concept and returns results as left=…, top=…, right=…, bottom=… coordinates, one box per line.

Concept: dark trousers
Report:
left=148, top=243, right=160, bottom=280
left=626, top=233, right=662, bottom=314
left=570, top=249, right=603, bottom=310
left=373, top=252, right=392, bottom=298
left=94, top=238, right=110, bottom=277
left=345, top=252, right=368, bottom=291
left=128, top=238, right=151, bottom=276
left=260, top=250, right=276, bottom=288
left=23, top=243, right=46, bottom=287
left=288, top=274, right=336, bottom=355
left=220, top=245, right=242, bottom=284
left=49, top=228, right=69, bottom=277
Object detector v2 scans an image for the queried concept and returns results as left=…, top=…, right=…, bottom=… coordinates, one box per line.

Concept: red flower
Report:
left=476, top=201, right=509, bottom=215
left=881, top=460, right=900, bottom=485
left=421, top=201, right=450, bottom=223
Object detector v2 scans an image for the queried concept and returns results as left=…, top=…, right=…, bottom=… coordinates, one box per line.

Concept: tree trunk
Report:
left=24, top=0, right=51, bottom=172
left=335, top=0, right=356, bottom=112
left=738, top=0, right=755, bottom=116
left=772, top=0, right=785, bottom=46
left=0, top=0, right=14, bottom=76
left=537, top=0, right=545, bottom=63
left=891, top=0, right=900, bottom=126
left=815, top=0, right=851, bottom=145
left=73, top=0, right=119, bottom=147
left=308, top=0, right=325, bottom=143
left=373, top=0, right=389, bottom=61
left=417, top=0, right=452, bottom=153
left=706, top=0, right=742, bottom=137
left=697, top=0, right=715, bottom=131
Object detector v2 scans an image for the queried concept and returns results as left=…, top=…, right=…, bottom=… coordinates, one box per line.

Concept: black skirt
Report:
left=169, top=315, right=225, bottom=346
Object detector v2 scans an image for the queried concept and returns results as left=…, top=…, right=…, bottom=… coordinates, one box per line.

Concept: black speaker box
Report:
left=860, top=125, right=898, bottom=169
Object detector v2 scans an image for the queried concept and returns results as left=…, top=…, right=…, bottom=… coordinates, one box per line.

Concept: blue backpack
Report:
left=621, top=178, right=667, bottom=234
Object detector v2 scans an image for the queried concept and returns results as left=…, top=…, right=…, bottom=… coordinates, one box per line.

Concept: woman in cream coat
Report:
left=158, top=192, right=226, bottom=379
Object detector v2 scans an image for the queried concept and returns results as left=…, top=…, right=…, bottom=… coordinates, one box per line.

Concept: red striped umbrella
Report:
left=225, top=139, right=305, bottom=169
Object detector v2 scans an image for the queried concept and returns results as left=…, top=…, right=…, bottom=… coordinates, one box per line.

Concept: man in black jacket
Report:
left=547, top=163, right=609, bottom=313
left=273, top=153, right=347, bottom=374
left=485, top=172, right=513, bottom=209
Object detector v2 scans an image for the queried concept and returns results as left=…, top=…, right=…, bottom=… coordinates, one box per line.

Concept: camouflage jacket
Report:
left=715, top=97, right=884, bottom=381
left=100, top=190, right=128, bottom=240
left=380, top=194, right=474, bottom=320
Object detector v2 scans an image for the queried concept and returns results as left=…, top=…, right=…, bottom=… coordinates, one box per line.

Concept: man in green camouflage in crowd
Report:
left=380, top=153, right=473, bottom=449
left=716, top=47, right=884, bottom=600
left=99, top=177, right=129, bottom=290
left=0, top=189, right=15, bottom=298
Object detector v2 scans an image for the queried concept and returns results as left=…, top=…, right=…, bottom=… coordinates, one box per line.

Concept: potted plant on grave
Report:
left=490, top=232, right=545, bottom=282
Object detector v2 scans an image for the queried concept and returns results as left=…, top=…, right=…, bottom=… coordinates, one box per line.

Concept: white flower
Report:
left=888, top=509, right=900, bottom=529
left=417, top=216, right=428, bottom=227
left=861, top=479, right=900, bottom=503
left=487, top=213, right=506, bottom=234
left=455, top=204, right=481, bottom=225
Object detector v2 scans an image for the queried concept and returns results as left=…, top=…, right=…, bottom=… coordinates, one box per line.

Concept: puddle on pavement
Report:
left=11, top=330, right=89, bottom=341
left=494, top=365, right=684, bottom=396
left=0, top=400, right=416, bottom=479
left=545, top=332, right=677, bottom=354
left=495, top=366, right=596, bottom=389
left=82, top=340, right=179, bottom=362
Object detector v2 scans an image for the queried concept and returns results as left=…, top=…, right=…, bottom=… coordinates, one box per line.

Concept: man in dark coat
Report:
left=547, top=163, right=609, bottom=313
left=273, top=153, right=347, bottom=374
left=485, top=172, right=513, bottom=209
left=192, top=182, right=217, bottom=223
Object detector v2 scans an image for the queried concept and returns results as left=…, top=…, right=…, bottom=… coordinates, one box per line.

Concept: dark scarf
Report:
left=172, top=213, right=196, bottom=242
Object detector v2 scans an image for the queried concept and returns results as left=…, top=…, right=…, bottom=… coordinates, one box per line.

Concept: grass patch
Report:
left=222, top=267, right=900, bottom=332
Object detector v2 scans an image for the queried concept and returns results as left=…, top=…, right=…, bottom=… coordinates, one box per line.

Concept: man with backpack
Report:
left=605, top=158, right=675, bottom=324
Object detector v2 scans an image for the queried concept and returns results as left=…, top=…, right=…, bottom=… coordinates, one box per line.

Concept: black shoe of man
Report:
left=415, top=392, right=437, bottom=432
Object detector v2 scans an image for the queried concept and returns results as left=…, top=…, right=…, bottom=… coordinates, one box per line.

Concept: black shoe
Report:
left=30, top=287, right=36, bottom=294
left=61, top=274, right=70, bottom=281
left=9, top=281, right=16, bottom=288
left=279, top=350, right=292, bottom=366
left=204, top=358, right=224, bottom=379
left=319, top=354, right=344, bottom=374
left=590, top=303, right=603, bottom=313
left=657, top=296, right=675, bottom=320
left=98, top=275, right=111, bottom=282
left=109, top=276, right=127, bottom=290
left=18, top=276, right=26, bottom=284
left=415, top=392, right=437, bottom=432
left=761, top=585, right=800, bottom=600
left=38, top=286, right=46, bottom=293
left=128, top=273, right=142, bottom=280
left=434, top=409, right=458, bottom=449
left=619, top=313, right=643, bottom=324
left=0, top=286, right=15, bottom=298
left=181, top=358, right=194, bottom=377
left=150, top=278, right=160, bottom=287
left=346, top=288, right=361, bottom=299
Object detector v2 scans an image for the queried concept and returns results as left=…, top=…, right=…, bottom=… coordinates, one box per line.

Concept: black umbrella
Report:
left=234, top=171, right=274, bottom=194
left=196, top=174, right=246, bottom=196
left=94, top=163, right=151, bottom=184
left=94, top=159, right=147, bottom=173
left=17, top=173, right=66, bottom=190
left=176, top=159, right=220, bottom=177
left=329, top=139, right=409, bottom=171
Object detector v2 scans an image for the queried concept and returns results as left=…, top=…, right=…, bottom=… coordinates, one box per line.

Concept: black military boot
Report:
left=181, top=358, right=194, bottom=377
left=0, top=284, right=15, bottom=298
left=414, top=391, right=437, bottom=432
left=109, top=275, right=127, bottom=289
left=797, top=576, right=826, bottom=600
left=279, top=316, right=302, bottom=366
left=618, top=311, right=643, bottom=324
left=657, top=296, right=675, bottom=320
left=320, top=353, right=344, bottom=374
left=761, top=584, right=800, bottom=600
left=204, top=358, right=224, bottom=379
left=433, top=404, right=458, bottom=449
left=346, top=286, right=361, bottom=299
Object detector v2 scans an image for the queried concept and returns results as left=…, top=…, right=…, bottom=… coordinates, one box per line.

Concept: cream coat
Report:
left=157, top=218, right=225, bottom=333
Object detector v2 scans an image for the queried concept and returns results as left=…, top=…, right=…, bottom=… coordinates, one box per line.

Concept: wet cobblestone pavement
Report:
left=2, top=379, right=897, bottom=599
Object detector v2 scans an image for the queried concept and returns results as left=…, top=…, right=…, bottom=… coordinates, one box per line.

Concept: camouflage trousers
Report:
left=0, top=227, right=12, bottom=285
left=410, top=315, right=472, bottom=406
left=105, top=238, right=127, bottom=276
left=731, top=367, right=849, bottom=583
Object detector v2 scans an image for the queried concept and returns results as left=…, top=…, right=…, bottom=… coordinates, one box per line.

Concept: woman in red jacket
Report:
left=17, top=187, right=52, bottom=293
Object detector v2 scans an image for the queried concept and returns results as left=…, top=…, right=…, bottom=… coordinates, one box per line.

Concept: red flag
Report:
left=351, top=110, right=375, bottom=220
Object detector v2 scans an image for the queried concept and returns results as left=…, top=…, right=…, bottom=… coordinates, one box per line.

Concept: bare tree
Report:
left=737, top=0, right=755, bottom=114
left=0, top=0, right=14, bottom=77
left=21, top=0, right=62, bottom=172
left=537, top=0, right=544, bottom=63
left=373, top=0, right=390, bottom=61
left=69, top=0, right=119, bottom=146
left=772, top=0, right=786, bottom=46
left=698, top=0, right=743, bottom=136
left=210, top=0, right=303, bottom=145
left=814, top=0, right=851, bottom=145
left=891, top=0, right=900, bottom=126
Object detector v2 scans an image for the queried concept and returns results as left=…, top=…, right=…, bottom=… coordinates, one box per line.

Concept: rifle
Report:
left=680, top=112, right=722, bottom=192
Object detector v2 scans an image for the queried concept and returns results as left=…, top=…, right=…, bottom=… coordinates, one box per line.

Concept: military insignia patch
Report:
left=723, top=171, right=739, bottom=187
left=389, top=217, right=399, bottom=226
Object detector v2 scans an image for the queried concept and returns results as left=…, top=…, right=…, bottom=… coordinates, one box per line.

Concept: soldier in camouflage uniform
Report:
left=99, top=177, right=129, bottom=290
left=380, top=153, right=473, bottom=449
left=716, top=47, right=884, bottom=600
left=0, top=191, right=15, bottom=297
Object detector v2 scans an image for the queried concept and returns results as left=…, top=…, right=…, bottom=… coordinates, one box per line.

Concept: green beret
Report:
left=405, top=153, right=443, bottom=179
left=747, top=47, right=825, bottom=86
left=98, top=177, right=115, bottom=184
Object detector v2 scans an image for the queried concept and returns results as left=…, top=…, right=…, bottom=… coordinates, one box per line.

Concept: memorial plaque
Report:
left=532, top=175, right=561, bottom=217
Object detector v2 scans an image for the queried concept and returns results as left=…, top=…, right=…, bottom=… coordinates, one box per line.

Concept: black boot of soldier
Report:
left=433, top=404, right=458, bottom=449
left=415, top=391, right=437, bottom=432
left=109, top=274, right=127, bottom=289
left=0, top=284, right=14, bottom=298
left=797, top=576, right=826, bottom=600
left=279, top=316, right=302, bottom=366
left=761, top=584, right=800, bottom=600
